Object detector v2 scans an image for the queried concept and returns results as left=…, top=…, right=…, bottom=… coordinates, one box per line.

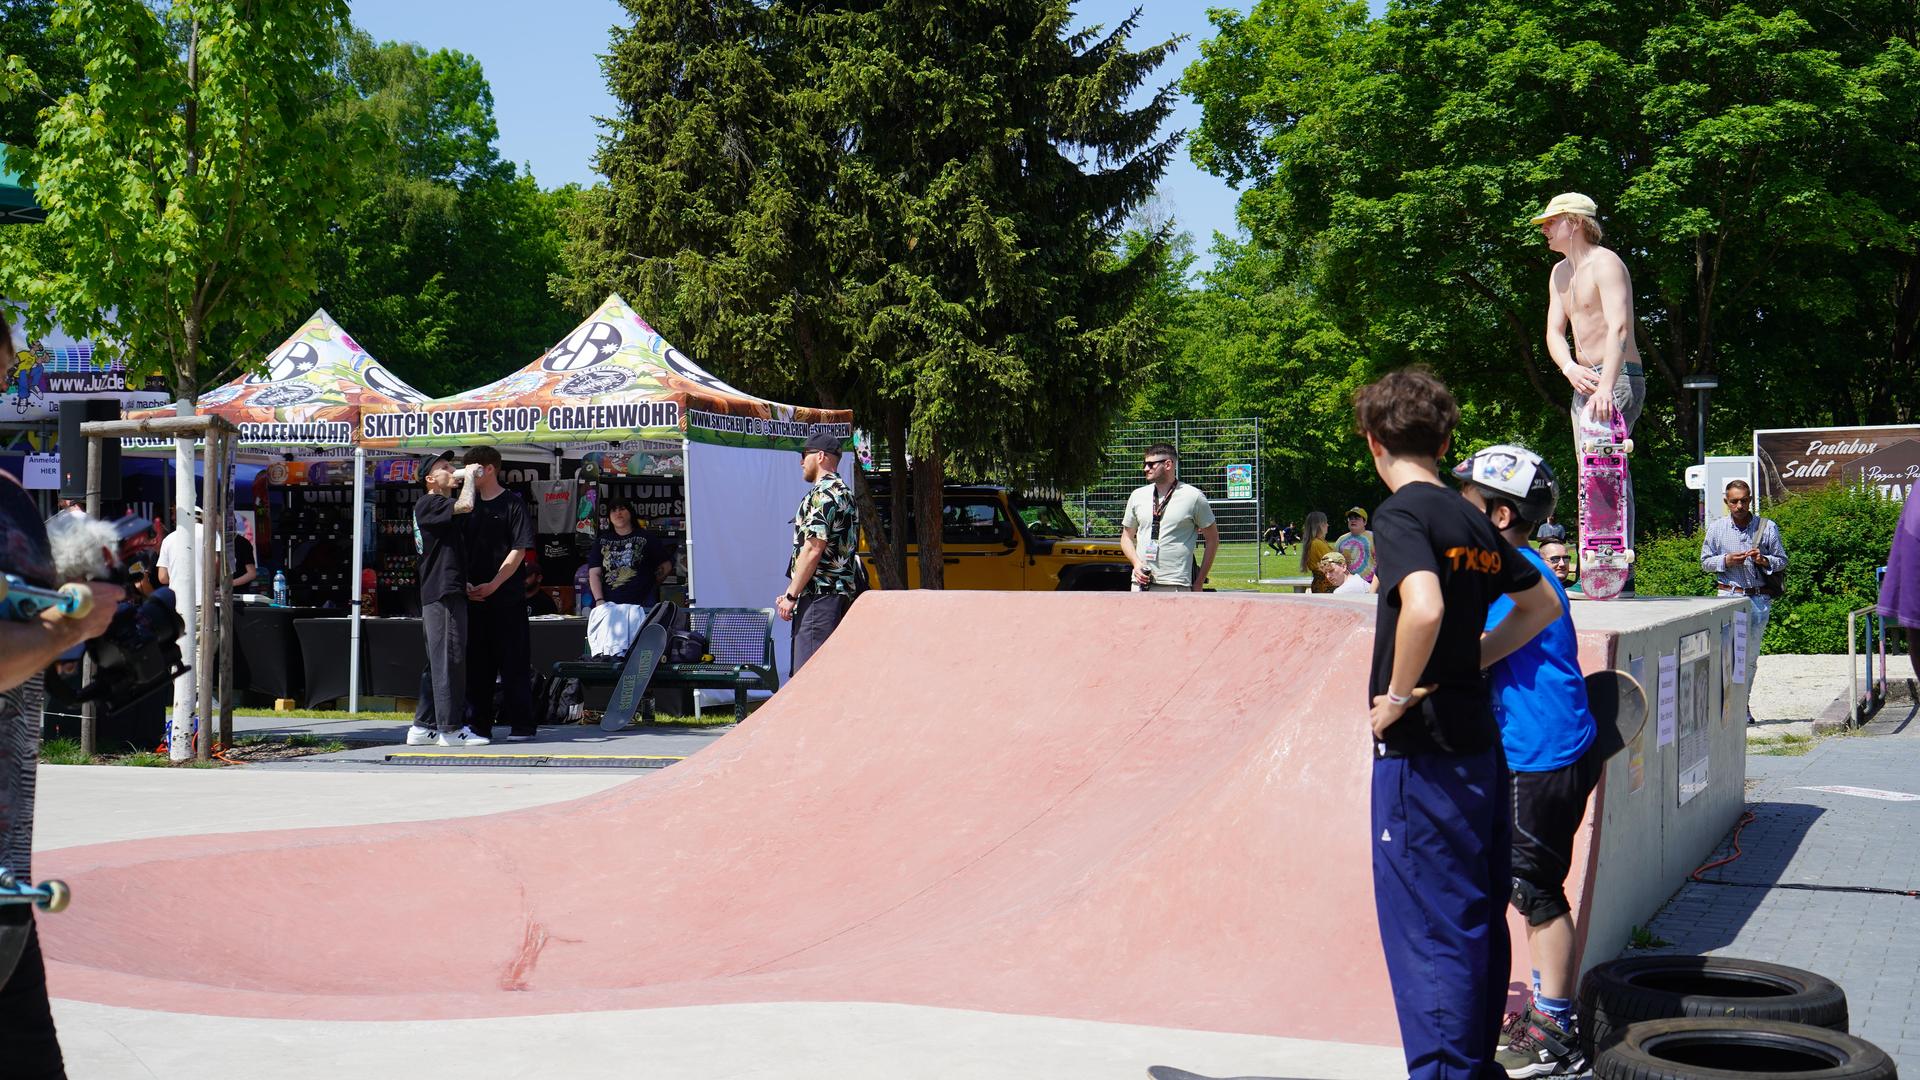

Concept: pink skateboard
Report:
left=1577, top=409, right=1634, bottom=600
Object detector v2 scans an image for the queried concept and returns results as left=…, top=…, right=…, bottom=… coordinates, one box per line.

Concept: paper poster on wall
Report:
left=1732, top=612, right=1748, bottom=684
left=1677, top=630, right=1713, bottom=805
left=1627, top=654, right=1647, bottom=794
left=1656, top=652, right=1678, bottom=748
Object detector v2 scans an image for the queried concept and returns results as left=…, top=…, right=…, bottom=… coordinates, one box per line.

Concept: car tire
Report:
left=1579, top=956, right=1848, bottom=1062
left=1593, top=1017, right=1894, bottom=1080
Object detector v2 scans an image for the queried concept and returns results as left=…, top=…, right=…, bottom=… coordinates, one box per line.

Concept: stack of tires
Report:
left=1580, top=955, right=1897, bottom=1078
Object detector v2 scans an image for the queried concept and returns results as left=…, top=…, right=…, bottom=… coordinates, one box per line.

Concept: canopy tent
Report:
left=129, top=308, right=431, bottom=451
left=0, top=146, right=43, bottom=225
left=360, top=294, right=855, bottom=692
left=128, top=309, right=437, bottom=711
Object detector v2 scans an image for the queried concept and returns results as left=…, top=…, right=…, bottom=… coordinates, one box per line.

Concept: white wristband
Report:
left=1386, top=691, right=1413, bottom=707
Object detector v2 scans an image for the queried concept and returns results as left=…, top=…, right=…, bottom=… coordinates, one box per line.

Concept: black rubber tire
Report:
left=1593, top=1017, right=1895, bottom=1080
left=1579, top=956, right=1849, bottom=1062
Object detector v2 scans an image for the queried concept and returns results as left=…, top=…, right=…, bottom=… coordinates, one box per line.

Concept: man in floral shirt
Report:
left=779, top=431, right=860, bottom=674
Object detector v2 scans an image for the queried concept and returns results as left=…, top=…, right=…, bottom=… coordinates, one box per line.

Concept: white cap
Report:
left=1530, top=192, right=1599, bottom=224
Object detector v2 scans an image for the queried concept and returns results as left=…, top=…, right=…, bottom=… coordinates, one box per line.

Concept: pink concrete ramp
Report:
left=39, top=592, right=1601, bottom=1044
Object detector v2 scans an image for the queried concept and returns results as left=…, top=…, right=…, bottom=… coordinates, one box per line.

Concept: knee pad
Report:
left=1510, top=873, right=1571, bottom=926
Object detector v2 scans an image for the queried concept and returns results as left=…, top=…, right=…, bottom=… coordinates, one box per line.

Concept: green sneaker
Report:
left=1495, top=1007, right=1530, bottom=1051
left=1495, top=1008, right=1585, bottom=1078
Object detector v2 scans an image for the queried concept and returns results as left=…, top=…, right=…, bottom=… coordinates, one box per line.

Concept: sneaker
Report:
left=1496, top=1008, right=1584, bottom=1078
left=1496, top=1008, right=1531, bottom=1051
left=437, top=727, right=491, bottom=748
left=503, top=730, right=536, bottom=742
left=405, top=725, right=436, bottom=746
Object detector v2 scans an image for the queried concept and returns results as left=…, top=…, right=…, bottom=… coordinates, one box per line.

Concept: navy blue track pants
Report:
left=1371, top=747, right=1512, bottom=1080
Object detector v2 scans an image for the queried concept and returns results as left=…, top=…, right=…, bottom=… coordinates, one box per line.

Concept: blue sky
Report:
left=347, top=2, right=1330, bottom=273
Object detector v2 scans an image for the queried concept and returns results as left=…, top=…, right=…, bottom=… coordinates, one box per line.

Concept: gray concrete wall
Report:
left=1573, top=596, right=1751, bottom=973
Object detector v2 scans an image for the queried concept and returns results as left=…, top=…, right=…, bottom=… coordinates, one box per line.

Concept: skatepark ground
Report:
left=28, top=592, right=1915, bottom=1078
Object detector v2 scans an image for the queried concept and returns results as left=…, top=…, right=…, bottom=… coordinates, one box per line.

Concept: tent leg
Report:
left=349, top=446, right=365, bottom=713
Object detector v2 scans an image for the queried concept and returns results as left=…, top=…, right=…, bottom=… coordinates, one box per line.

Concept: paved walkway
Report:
left=228, top=711, right=736, bottom=769
left=1629, top=696, right=1920, bottom=1073
left=1747, top=652, right=1914, bottom=738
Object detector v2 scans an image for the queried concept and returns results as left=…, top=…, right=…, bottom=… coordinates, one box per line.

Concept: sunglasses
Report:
left=1545, top=556, right=1571, bottom=564
left=1142, top=459, right=1169, bottom=469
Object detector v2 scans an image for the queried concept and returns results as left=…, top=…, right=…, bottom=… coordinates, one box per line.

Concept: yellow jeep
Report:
left=860, top=483, right=1132, bottom=590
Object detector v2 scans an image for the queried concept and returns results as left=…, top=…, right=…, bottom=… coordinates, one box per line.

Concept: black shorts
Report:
left=1509, top=741, right=1604, bottom=919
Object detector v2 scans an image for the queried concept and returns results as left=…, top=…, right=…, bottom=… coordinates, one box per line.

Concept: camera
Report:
left=42, top=514, right=188, bottom=710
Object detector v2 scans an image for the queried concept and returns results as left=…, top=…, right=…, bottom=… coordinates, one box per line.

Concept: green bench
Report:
left=552, top=606, right=780, bottom=723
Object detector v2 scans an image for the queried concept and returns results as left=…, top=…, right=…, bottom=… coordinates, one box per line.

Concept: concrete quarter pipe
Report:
left=40, top=592, right=1611, bottom=1045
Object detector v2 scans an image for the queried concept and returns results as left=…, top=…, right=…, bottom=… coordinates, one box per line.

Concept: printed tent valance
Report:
left=356, top=295, right=852, bottom=452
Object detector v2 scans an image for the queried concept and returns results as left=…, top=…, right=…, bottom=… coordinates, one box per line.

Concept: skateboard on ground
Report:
left=1585, top=668, right=1649, bottom=759
left=601, top=622, right=667, bottom=731
left=1576, top=408, right=1634, bottom=600
left=1144, top=1060, right=1313, bottom=1068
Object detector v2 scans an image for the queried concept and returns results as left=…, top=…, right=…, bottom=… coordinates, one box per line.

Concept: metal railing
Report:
left=1846, top=566, right=1891, bottom=727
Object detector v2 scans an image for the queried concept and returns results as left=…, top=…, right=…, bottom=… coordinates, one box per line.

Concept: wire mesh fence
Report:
left=1064, top=418, right=1271, bottom=583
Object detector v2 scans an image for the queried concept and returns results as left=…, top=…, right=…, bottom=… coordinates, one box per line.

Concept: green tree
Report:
left=563, top=0, right=1178, bottom=587
left=302, top=32, right=577, bottom=396
left=0, top=0, right=361, bottom=398
left=1184, top=0, right=1920, bottom=533
left=0, top=0, right=83, bottom=147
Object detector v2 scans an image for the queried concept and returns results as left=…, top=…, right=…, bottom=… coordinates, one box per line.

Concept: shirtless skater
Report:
left=1534, top=193, right=1646, bottom=551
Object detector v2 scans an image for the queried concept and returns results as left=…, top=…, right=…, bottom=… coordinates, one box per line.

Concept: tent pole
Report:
left=681, top=438, right=695, bottom=606
left=349, top=445, right=365, bottom=713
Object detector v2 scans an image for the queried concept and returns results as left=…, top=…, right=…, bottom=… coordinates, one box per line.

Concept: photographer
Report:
left=0, top=469, right=119, bottom=1080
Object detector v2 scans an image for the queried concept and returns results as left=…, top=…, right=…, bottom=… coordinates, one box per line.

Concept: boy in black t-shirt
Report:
left=461, top=446, right=538, bottom=741
left=1354, top=369, right=1560, bottom=1080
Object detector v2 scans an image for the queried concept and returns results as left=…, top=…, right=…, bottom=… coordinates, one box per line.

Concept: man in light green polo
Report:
left=1120, top=443, right=1219, bottom=592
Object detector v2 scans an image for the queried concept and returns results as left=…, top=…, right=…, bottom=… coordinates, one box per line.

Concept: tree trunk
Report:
left=852, top=467, right=906, bottom=591
left=886, top=406, right=910, bottom=585
left=912, top=448, right=945, bottom=590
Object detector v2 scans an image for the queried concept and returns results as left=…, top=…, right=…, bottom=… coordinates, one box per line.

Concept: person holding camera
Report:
left=1701, top=479, right=1788, bottom=724
left=0, top=467, right=120, bottom=1080
left=1121, top=444, right=1218, bottom=592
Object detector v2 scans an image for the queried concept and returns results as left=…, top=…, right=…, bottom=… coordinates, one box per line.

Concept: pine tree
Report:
left=563, top=0, right=1178, bottom=586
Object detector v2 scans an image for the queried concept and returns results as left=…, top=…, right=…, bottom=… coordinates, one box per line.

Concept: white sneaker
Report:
left=437, top=727, right=491, bottom=748
left=405, top=725, right=436, bottom=746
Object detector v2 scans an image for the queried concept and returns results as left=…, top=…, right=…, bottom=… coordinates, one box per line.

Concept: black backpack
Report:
left=640, top=601, right=710, bottom=664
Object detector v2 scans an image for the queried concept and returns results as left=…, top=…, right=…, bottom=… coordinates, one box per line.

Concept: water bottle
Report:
left=273, top=570, right=289, bottom=607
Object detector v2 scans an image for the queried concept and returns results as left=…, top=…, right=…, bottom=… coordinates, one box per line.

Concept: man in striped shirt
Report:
left=1701, top=479, right=1790, bottom=723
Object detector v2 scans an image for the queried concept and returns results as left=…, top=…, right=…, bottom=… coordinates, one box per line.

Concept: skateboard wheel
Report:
left=60, top=583, right=93, bottom=619
left=1621, top=438, right=1634, bottom=454
left=1624, top=549, right=1636, bottom=564
left=40, top=879, right=70, bottom=913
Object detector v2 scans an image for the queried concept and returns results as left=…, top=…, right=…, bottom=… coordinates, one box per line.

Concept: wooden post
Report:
left=81, top=435, right=103, bottom=757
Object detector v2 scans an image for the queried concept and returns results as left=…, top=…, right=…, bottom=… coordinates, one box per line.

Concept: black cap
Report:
left=803, top=431, right=844, bottom=455
left=420, top=450, right=456, bottom=489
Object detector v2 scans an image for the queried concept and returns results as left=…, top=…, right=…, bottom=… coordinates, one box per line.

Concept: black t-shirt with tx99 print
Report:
left=1369, top=480, right=1541, bottom=757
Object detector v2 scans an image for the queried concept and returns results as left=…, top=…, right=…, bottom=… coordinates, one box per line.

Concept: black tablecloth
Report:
left=293, top=616, right=588, bottom=706
left=233, top=603, right=330, bottom=701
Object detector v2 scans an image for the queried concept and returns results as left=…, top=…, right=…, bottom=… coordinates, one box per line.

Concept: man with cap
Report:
left=779, top=431, right=860, bottom=675
left=405, top=451, right=488, bottom=748
left=1534, top=192, right=1647, bottom=556
left=1336, top=505, right=1376, bottom=583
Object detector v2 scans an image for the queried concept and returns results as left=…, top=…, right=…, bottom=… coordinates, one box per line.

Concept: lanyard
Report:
left=1150, top=484, right=1179, bottom=542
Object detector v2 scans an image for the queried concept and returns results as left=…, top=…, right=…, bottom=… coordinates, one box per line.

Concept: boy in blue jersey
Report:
left=1454, top=445, right=1600, bottom=1079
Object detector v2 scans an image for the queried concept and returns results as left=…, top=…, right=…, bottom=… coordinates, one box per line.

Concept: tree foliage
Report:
left=563, top=0, right=1178, bottom=586
left=0, top=0, right=83, bottom=147
left=1179, top=0, right=1920, bottom=533
left=0, top=0, right=360, bottom=398
left=304, top=32, right=578, bottom=396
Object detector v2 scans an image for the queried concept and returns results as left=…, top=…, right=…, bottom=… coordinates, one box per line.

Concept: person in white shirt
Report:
left=1322, top=549, right=1372, bottom=594
left=154, top=511, right=198, bottom=588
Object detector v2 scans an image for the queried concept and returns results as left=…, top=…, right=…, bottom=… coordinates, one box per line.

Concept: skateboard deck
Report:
left=1585, top=668, right=1649, bottom=759
left=601, top=622, right=668, bottom=731
left=1576, top=409, right=1634, bottom=600
left=1144, top=1060, right=1313, bottom=1068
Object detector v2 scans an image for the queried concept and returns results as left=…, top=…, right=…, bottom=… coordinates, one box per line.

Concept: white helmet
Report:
left=1451, top=444, right=1559, bottom=523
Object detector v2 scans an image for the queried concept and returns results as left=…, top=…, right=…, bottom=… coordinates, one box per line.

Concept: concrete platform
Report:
left=229, top=711, right=735, bottom=769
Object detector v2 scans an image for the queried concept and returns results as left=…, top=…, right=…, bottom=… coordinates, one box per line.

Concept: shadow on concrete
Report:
left=1642, top=801, right=1826, bottom=954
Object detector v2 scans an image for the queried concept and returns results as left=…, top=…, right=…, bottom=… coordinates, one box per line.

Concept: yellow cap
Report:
left=1530, top=192, right=1599, bottom=224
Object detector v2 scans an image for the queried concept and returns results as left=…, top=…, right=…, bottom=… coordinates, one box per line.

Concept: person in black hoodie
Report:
left=404, top=451, right=486, bottom=748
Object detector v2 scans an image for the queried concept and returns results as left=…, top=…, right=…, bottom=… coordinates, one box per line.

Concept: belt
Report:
left=1718, top=584, right=1757, bottom=596
left=1584, top=362, right=1645, bottom=377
